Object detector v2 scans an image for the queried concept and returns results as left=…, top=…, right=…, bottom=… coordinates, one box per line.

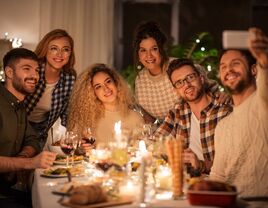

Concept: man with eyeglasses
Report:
left=0, top=48, right=56, bottom=207
left=155, top=58, right=232, bottom=176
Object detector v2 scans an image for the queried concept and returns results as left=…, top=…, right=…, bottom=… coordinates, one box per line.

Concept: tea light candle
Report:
left=119, top=180, right=139, bottom=197
left=155, top=165, right=172, bottom=190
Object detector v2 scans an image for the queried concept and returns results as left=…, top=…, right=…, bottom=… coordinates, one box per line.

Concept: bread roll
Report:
left=69, top=184, right=107, bottom=205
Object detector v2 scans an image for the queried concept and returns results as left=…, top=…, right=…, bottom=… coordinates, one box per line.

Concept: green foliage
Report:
left=169, top=32, right=220, bottom=83
left=120, top=65, right=137, bottom=92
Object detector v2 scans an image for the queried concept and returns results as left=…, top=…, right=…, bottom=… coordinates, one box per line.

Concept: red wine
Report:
left=96, top=162, right=113, bottom=172
left=61, top=146, right=74, bottom=155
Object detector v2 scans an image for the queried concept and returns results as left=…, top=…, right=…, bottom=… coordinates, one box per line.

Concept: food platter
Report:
left=41, top=167, right=70, bottom=178
left=41, top=166, right=84, bottom=178
left=61, top=196, right=134, bottom=208
left=53, top=155, right=84, bottom=165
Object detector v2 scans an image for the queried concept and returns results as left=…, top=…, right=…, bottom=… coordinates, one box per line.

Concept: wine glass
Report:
left=91, top=143, right=112, bottom=173
left=60, top=131, right=76, bottom=167
left=81, top=128, right=96, bottom=159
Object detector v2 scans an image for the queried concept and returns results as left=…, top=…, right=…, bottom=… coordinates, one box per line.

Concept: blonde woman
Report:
left=67, top=64, right=144, bottom=145
left=24, top=29, right=76, bottom=148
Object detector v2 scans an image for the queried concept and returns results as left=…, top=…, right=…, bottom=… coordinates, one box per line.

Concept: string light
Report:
left=196, top=39, right=200, bottom=43
left=207, top=65, right=212, bottom=71
left=10, top=37, right=23, bottom=48
left=201, top=47, right=205, bottom=51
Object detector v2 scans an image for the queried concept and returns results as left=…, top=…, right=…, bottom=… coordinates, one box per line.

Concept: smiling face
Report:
left=46, top=37, right=71, bottom=70
left=171, top=65, right=204, bottom=102
left=7, top=58, right=39, bottom=98
left=92, top=72, right=118, bottom=108
left=219, top=50, right=255, bottom=94
left=138, top=37, right=162, bottom=74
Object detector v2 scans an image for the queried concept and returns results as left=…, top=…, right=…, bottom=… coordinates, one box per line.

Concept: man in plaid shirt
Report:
left=155, top=58, right=232, bottom=175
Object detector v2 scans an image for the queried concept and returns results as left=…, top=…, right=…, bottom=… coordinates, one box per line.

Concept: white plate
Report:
left=53, top=160, right=83, bottom=165
left=41, top=173, right=68, bottom=178
left=53, top=156, right=84, bottom=165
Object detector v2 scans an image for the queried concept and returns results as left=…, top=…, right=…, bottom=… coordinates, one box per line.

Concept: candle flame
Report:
left=139, top=140, right=147, bottom=154
left=114, top=121, right=122, bottom=135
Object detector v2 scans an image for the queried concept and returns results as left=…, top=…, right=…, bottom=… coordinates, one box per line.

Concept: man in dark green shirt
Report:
left=0, top=48, right=56, bottom=207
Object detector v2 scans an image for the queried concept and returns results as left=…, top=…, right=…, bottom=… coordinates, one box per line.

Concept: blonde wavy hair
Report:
left=67, top=63, right=135, bottom=136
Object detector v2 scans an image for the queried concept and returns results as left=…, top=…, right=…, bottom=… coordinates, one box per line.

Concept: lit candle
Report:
left=119, top=180, right=139, bottom=198
left=114, top=121, right=122, bottom=143
left=155, top=165, right=172, bottom=190
left=139, top=157, right=146, bottom=203
left=137, top=140, right=152, bottom=165
left=139, top=140, right=147, bottom=156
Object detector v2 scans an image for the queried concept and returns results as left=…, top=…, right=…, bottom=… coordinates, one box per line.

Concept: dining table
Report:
left=32, top=166, right=220, bottom=208
left=32, top=165, right=268, bottom=208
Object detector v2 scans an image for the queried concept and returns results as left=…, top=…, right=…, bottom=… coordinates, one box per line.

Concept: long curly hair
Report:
left=35, top=29, right=76, bottom=76
left=67, top=63, right=135, bottom=136
left=133, top=21, right=169, bottom=73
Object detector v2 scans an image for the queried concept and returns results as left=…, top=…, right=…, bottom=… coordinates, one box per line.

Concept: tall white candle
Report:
left=139, top=157, right=146, bottom=203
left=114, top=121, right=122, bottom=143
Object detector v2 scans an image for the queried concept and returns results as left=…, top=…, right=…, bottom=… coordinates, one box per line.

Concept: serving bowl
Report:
left=187, top=190, right=237, bottom=207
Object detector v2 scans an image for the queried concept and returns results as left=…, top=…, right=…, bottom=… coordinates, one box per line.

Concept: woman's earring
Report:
left=137, top=62, right=143, bottom=70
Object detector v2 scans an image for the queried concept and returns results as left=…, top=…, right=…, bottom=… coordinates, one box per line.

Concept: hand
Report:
left=248, top=28, right=268, bottom=69
left=183, top=148, right=200, bottom=169
left=215, top=91, right=233, bottom=105
left=31, top=151, right=57, bottom=169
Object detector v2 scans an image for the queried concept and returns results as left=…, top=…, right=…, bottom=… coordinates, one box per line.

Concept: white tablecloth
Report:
left=32, top=168, right=218, bottom=208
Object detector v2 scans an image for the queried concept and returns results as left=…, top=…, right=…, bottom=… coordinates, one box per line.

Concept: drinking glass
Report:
left=60, top=131, right=77, bottom=167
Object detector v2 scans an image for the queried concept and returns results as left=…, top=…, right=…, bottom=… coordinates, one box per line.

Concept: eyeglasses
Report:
left=48, top=46, right=71, bottom=57
left=173, top=72, right=198, bottom=89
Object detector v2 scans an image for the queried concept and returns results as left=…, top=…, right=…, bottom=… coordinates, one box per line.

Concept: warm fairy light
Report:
left=207, top=65, right=212, bottom=71
left=196, top=39, right=200, bottom=43
left=201, top=47, right=205, bottom=51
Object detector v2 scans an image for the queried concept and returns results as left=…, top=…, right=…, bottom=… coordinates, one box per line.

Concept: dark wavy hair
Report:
left=133, top=21, right=168, bottom=73
left=218, top=49, right=256, bottom=69
left=3, top=48, right=39, bottom=69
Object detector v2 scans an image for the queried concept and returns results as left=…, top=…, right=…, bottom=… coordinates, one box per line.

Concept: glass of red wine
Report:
left=60, top=131, right=77, bottom=167
left=81, top=128, right=96, bottom=159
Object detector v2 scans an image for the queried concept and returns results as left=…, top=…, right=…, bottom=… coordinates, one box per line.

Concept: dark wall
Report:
left=179, top=0, right=252, bottom=49
left=118, top=0, right=268, bottom=70
left=122, top=2, right=172, bottom=69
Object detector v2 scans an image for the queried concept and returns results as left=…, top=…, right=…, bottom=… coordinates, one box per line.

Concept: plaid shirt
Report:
left=23, top=67, right=76, bottom=135
left=155, top=96, right=232, bottom=173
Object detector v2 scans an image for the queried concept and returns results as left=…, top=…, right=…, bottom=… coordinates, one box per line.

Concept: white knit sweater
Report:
left=210, top=66, right=268, bottom=197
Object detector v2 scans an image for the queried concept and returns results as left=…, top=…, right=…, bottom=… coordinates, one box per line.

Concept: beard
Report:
left=12, top=75, right=36, bottom=95
left=181, top=86, right=205, bottom=103
left=223, top=70, right=255, bottom=95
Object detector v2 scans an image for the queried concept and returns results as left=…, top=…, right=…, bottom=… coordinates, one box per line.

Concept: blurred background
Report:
left=0, top=0, right=267, bottom=82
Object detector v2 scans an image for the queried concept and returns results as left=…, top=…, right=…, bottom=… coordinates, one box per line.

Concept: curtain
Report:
left=39, top=0, right=114, bottom=74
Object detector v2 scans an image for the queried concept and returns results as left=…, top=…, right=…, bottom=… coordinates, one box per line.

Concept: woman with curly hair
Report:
left=67, top=63, right=144, bottom=144
left=133, top=21, right=230, bottom=124
left=24, top=29, right=76, bottom=148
